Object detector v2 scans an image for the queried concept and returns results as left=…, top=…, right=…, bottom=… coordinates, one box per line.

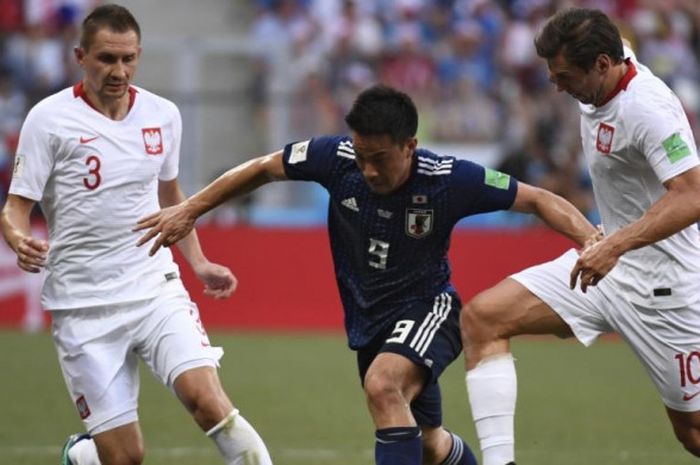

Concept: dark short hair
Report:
left=344, top=84, right=418, bottom=145
left=80, top=4, right=141, bottom=51
left=534, top=7, right=623, bottom=72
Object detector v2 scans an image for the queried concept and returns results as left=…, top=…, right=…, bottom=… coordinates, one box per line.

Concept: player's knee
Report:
left=676, top=428, right=700, bottom=457
left=176, top=377, right=231, bottom=429
left=98, top=443, right=145, bottom=465
left=680, top=438, right=700, bottom=457
left=460, top=294, right=495, bottom=343
left=364, top=372, right=401, bottom=411
left=127, top=447, right=145, bottom=465
left=191, top=391, right=231, bottom=429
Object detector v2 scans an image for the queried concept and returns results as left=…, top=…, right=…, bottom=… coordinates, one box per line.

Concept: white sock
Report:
left=466, top=354, right=517, bottom=465
left=206, top=409, right=273, bottom=465
left=68, top=437, right=101, bottom=465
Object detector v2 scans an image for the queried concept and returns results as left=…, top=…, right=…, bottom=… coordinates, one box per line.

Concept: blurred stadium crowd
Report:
left=1, top=0, right=699, bottom=224
left=250, top=0, right=700, bottom=221
left=0, top=0, right=97, bottom=210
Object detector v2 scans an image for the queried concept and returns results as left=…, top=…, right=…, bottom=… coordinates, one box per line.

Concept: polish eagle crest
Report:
left=596, top=123, right=614, bottom=154
left=142, top=127, right=163, bottom=155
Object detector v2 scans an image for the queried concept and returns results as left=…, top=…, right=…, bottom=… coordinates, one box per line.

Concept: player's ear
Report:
left=74, top=46, right=85, bottom=64
left=405, top=137, right=417, bottom=152
left=595, top=53, right=611, bottom=74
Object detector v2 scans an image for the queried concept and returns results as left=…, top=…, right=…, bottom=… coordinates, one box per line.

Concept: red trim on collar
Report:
left=128, top=86, right=137, bottom=109
left=598, top=59, right=637, bottom=106
left=72, top=81, right=138, bottom=113
left=73, top=81, right=98, bottom=111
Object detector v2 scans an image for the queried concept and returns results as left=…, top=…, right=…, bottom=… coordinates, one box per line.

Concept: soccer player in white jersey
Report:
left=460, top=7, right=700, bottom=465
left=0, top=4, right=273, bottom=465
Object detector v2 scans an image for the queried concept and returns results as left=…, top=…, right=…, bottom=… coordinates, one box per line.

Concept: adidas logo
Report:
left=341, top=197, right=359, bottom=212
left=377, top=209, right=393, bottom=219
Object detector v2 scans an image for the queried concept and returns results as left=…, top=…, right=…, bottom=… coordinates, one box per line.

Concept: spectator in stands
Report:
left=6, top=0, right=700, bottom=224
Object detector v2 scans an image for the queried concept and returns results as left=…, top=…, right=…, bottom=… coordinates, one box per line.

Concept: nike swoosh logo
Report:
left=683, top=391, right=700, bottom=401
left=80, top=136, right=99, bottom=144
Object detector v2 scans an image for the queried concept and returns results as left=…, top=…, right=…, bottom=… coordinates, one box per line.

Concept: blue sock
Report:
left=375, top=426, right=422, bottom=465
left=441, top=432, right=478, bottom=465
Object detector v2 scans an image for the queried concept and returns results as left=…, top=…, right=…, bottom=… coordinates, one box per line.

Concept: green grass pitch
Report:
left=0, top=329, right=693, bottom=465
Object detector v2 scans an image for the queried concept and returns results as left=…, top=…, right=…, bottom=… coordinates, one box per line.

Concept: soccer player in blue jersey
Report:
left=135, top=84, right=597, bottom=465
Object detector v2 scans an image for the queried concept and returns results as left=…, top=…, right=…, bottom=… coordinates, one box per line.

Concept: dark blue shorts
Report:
left=356, top=291, right=462, bottom=427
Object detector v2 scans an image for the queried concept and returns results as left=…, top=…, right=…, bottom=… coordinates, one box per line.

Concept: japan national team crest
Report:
left=596, top=123, right=615, bottom=154
left=142, top=127, right=163, bottom=155
left=406, top=208, right=433, bottom=238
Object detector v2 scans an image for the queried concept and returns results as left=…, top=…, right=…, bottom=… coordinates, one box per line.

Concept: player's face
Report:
left=352, top=132, right=416, bottom=195
left=75, top=28, right=141, bottom=102
left=547, top=50, right=607, bottom=106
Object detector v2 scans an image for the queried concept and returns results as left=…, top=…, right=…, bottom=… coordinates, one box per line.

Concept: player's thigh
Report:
left=363, top=348, right=444, bottom=428
left=463, top=277, right=574, bottom=339
left=136, top=280, right=224, bottom=389
left=363, top=291, right=461, bottom=426
left=667, top=407, right=700, bottom=449
left=92, top=422, right=145, bottom=465
left=52, top=305, right=144, bottom=435
left=506, top=248, right=614, bottom=344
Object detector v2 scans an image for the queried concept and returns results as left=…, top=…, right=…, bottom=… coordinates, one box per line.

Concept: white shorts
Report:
left=511, top=249, right=700, bottom=412
left=51, top=279, right=223, bottom=434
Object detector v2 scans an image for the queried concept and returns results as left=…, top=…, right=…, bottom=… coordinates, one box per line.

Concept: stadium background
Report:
left=0, top=1, right=699, bottom=464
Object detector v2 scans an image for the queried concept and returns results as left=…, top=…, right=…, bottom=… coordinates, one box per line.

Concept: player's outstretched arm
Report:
left=509, top=183, right=603, bottom=293
left=509, top=182, right=598, bottom=246
left=157, top=178, right=238, bottom=299
left=573, top=166, right=700, bottom=292
left=135, top=150, right=286, bottom=256
left=1, top=194, right=49, bottom=273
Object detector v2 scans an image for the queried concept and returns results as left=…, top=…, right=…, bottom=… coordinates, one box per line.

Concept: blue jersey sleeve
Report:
left=450, top=159, right=518, bottom=218
left=282, top=135, right=347, bottom=187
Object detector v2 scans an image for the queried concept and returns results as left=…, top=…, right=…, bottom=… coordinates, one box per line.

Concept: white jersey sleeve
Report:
left=158, top=100, right=181, bottom=181
left=10, top=104, right=56, bottom=201
left=624, top=83, right=699, bottom=184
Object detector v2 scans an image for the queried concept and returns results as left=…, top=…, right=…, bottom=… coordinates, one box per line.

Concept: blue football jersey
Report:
left=283, top=135, right=517, bottom=349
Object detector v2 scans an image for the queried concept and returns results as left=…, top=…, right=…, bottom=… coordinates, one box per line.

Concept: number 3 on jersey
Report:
left=83, top=155, right=102, bottom=190
left=369, top=238, right=390, bottom=270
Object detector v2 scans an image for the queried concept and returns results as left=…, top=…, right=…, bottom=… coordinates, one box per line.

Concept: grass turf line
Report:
left=0, top=330, right=693, bottom=465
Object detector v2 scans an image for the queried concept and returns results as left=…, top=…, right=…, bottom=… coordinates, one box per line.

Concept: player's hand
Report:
left=134, top=204, right=196, bottom=256
left=11, top=235, right=49, bottom=273
left=193, top=261, right=238, bottom=299
left=570, top=237, right=619, bottom=293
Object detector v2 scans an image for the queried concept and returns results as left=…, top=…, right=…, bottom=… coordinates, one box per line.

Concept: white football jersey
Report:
left=580, top=52, right=700, bottom=308
left=10, top=83, right=181, bottom=309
